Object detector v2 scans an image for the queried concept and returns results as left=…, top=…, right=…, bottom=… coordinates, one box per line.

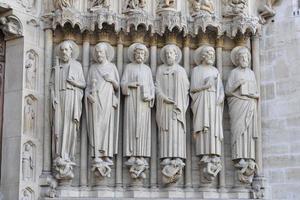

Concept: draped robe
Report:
left=121, top=63, right=154, bottom=157
left=156, top=64, right=189, bottom=159
left=190, top=65, right=224, bottom=156
left=85, top=62, right=120, bottom=158
left=50, top=59, right=86, bottom=161
left=225, top=67, right=258, bottom=160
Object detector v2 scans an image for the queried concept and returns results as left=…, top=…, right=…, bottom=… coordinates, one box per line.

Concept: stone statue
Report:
left=25, top=51, right=36, bottom=90
left=156, top=44, right=189, bottom=184
left=18, top=0, right=35, bottom=12
left=21, top=190, right=31, bottom=200
left=24, top=97, right=35, bottom=135
left=22, top=143, right=34, bottom=181
left=50, top=40, right=86, bottom=181
left=235, top=159, right=257, bottom=184
left=85, top=42, right=120, bottom=178
left=121, top=43, right=154, bottom=180
left=157, top=0, right=176, bottom=9
left=258, top=0, right=276, bottom=24
left=90, top=0, right=110, bottom=11
left=191, top=45, right=224, bottom=182
left=230, top=0, right=247, bottom=16
left=54, top=0, right=73, bottom=10
left=125, top=157, right=149, bottom=179
left=190, top=0, right=215, bottom=16
left=123, top=0, right=147, bottom=12
left=226, top=46, right=259, bottom=184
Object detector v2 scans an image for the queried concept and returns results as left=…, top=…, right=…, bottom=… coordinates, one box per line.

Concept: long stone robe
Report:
left=121, top=63, right=154, bottom=157
left=85, top=62, right=120, bottom=158
left=225, top=67, right=258, bottom=160
left=156, top=64, right=189, bottom=159
left=190, top=65, right=224, bottom=156
left=50, top=59, right=86, bottom=161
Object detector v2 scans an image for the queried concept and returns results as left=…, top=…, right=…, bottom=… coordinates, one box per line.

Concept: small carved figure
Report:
left=161, top=158, right=185, bottom=184
left=0, top=17, right=22, bottom=36
left=24, top=97, right=35, bottom=135
left=125, top=157, right=149, bottom=179
left=21, top=190, right=31, bottom=200
left=158, top=0, right=176, bottom=9
left=123, top=0, right=147, bottom=12
left=54, top=0, right=73, bottom=10
left=199, top=155, right=222, bottom=182
left=91, top=157, right=113, bottom=178
left=190, top=0, right=215, bottom=15
left=258, top=0, right=276, bottom=24
left=90, top=0, right=110, bottom=11
left=235, top=159, right=257, bottom=184
left=22, top=143, right=34, bottom=181
left=25, top=51, right=36, bottom=90
left=230, top=0, right=247, bottom=16
left=18, top=0, right=35, bottom=12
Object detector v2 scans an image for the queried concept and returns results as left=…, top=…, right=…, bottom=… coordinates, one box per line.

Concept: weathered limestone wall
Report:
left=261, top=0, right=300, bottom=199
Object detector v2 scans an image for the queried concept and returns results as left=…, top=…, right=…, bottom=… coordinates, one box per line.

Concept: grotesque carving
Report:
left=199, top=155, right=222, bottom=182
left=190, top=0, right=215, bottom=16
left=222, top=0, right=248, bottom=17
left=121, top=43, right=154, bottom=180
left=157, top=0, right=176, bottom=10
left=18, top=0, right=35, bottom=12
left=0, top=16, right=23, bottom=38
left=161, top=158, right=185, bottom=184
left=125, top=157, right=149, bottom=179
left=156, top=44, right=189, bottom=184
left=252, top=176, right=266, bottom=199
left=24, top=96, right=36, bottom=135
left=25, top=50, right=37, bottom=90
left=258, top=0, right=276, bottom=24
left=123, top=0, right=147, bottom=13
left=54, top=0, right=73, bottom=10
left=191, top=45, right=224, bottom=182
left=85, top=42, right=120, bottom=179
left=90, top=0, right=110, bottom=11
left=235, top=159, right=257, bottom=184
left=22, top=143, right=34, bottom=181
left=226, top=46, right=259, bottom=184
left=50, top=40, right=85, bottom=182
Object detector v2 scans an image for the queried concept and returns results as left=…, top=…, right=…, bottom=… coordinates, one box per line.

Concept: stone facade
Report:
left=0, top=0, right=299, bottom=200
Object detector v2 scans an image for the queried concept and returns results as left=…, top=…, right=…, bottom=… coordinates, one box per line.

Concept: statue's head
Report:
left=231, top=46, right=251, bottom=68
left=236, top=47, right=251, bottom=68
left=94, top=43, right=108, bottom=64
left=133, top=44, right=147, bottom=64
left=60, top=41, right=73, bottom=63
left=128, top=43, right=149, bottom=64
left=165, top=46, right=177, bottom=66
left=199, top=45, right=215, bottom=66
left=25, top=143, right=31, bottom=151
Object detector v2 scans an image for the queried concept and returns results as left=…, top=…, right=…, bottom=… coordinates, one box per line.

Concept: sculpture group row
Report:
left=50, top=40, right=259, bottom=186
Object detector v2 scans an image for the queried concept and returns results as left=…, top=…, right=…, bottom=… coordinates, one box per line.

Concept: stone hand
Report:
left=87, top=94, right=96, bottom=103
left=128, top=82, right=139, bottom=88
left=103, top=74, right=114, bottom=83
left=164, top=97, right=175, bottom=104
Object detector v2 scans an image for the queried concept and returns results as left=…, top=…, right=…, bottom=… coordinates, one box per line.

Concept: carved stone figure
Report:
left=50, top=40, right=85, bottom=181
left=123, top=0, right=147, bottom=13
left=199, top=155, right=222, bottom=182
left=0, top=16, right=22, bottom=36
left=18, top=0, right=35, bottom=12
left=226, top=46, right=259, bottom=184
left=223, top=0, right=247, bottom=17
left=190, top=0, right=215, bottom=16
left=157, top=0, right=176, bottom=10
left=156, top=44, right=189, bottom=184
left=161, top=158, right=185, bottom=184
left=25, top=51, right=37, bottom=90
left=85, top=42, right=120, bottom=178
left=54, top=0, right=73, bottom=10
left=21, top=190, right=31, bottom=200
left=24, top=97, right=35, bottom=135
left=90, top=0, right=110, bottom=11
left=235, top=159, right=257, bottom=184
left=22, top=143, right=34, bottom=181
left=191, top=45, right=224, bottom=182
left=125, top=157, right=149, bottom=179
left=258, top=0, right=276, bottom=24
left=121, top=43, right=154, bottom=180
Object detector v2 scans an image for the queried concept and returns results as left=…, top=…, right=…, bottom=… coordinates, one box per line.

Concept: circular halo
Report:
left=160, top=44, right=182, bottom=65
left=92, top=42, right=115, bottom=63
left=194, top=45, right=215, bottom=66
left=230, top=46, right=251, bottom=67
left=55, top=40, right=80, bottom=60
left=128, top=43, right=149, bottom=63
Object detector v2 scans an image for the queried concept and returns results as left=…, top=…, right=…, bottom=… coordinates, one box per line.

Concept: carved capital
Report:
left=216, top=37, right=224, bottom=48
left=183, top=36, right=191, bottom=47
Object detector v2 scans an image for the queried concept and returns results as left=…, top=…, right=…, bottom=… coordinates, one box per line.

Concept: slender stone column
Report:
left=251, top=34, right=263, bottom=175
left=80, top=33, right=90, bottom=187
left=150, top=36, right=158, bottom=188
left=43, top=28, right=53, bottom=173
left=183, top=36, right=192, bottom=188
left=216, top=37, right=226, bottom=189
left=116, top=33, right=124, bottom=188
